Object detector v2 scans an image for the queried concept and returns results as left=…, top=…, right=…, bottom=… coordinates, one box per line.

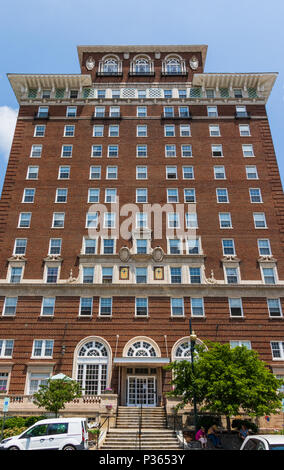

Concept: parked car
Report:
left=240, top=434, right=284, bottom=451
left=0, top=417, right=88, bottom=450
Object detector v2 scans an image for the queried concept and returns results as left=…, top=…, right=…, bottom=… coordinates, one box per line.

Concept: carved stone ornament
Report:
left=152, top=247, right=164, bottom=263
left=206, top=270, right=217, bottom=284
left=86, top=57, right=95, bottom=70
left=189, top=56, right=199, bottom=70
left=119, top=246, right=131, bottom=262
left=9, top=255, right=26, bottom=261
left=46, top=254, right=61, bottom=261
left=66, top=269, right=77, bottom=283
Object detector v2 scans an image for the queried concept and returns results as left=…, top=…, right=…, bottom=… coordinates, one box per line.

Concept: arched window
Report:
left=166, top=58, right=182, bottom=74
left=135, top=58, right=150, bottom=74
left=175, top=340, right=192, bottom=359
left=127, top=340, right=157, bottom=357
left=103, top=58, right=118, bottom=73
left=75, top=339, right=110, bottom=395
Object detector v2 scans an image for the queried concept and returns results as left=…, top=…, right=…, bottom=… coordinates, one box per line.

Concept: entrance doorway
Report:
left=127, top=376, right=157, bottom=406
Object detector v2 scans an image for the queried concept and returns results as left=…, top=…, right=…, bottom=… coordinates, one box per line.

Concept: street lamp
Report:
left=189, top=319, right=198, bottom=434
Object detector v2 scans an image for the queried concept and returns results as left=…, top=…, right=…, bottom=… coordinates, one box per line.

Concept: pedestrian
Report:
left=195, top=426, right=207, bottom=448
left=239, top=424, right=249, bottom=441
left=207, top=424, right=223, bottom=448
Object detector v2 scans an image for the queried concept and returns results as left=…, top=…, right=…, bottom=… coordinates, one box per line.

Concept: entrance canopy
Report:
left=113, top=358, right=170, bottom=366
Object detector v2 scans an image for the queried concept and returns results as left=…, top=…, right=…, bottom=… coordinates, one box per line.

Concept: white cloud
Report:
left=0, top=106, right=18, bottom=159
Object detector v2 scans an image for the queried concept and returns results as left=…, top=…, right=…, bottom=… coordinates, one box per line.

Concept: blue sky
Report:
left=1, top=0, right=284, bottom=195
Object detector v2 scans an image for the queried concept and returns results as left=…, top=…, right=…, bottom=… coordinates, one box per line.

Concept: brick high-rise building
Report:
left=0, top=45, right=283, bottom=425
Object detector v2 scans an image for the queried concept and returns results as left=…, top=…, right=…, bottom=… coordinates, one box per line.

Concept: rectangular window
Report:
left=180, top=124, right=191, bottom=137
left=18, top=213, right=31, bottom=228
left=3, top=297, right=17, bottom=316
left=164, top=106, right=174, bottom=117
left=0, top=340, right=14, bottom=358
left=137, top=106, right=147, bottom=117
left=97, top=89, right=106, bottom=99
left=137, top=145, right=147, bottom=157
left=52, top=213, right=65, bottom=228
left=0, top=372, right=9, bottom=392
left=84, top=238, right=96, bottom=255
left=189, top=267, right=201, bottom=284
left=105, top=188, right=117, bottom=203
left=136, top=267, right=147, bottom=283
left=27, top=166, right=39, bottom=180
left=222, top=239, right=235, bottom=256
left=55, top=188, right=67, bottom=203
left=58, top=166, right=70, bottom=179
left=66, top=106, right=77, bottom=117
left=169, top=239, right=181, bottom=254
left=178, top=89, right=187, bottom=99
left=171, top=298, right=184, bottom=316
left=48, top=238, right=62, bottom=255
left=136, top=239, right=147, bottom=254
left=61, top=145, right=72, bottom=158
left=10, top=267, right=23, bottom=284
left=91, top=145, right=102, bottom=157
left=69, top=89, right=78, bottom=99
left=187, top=238, right=200, bottom=254
left=214, top=166, right=226, bottom=179
left=166, top=166, right=177, bottom=179
left=83, top=267, right=94, bottom=284
left=32, top=340, right=54, bottom=358
left=23, top=188, right=35, bottom=203
left=37, top=106, right=49, bottom=118
left=104, top=213, right=116, bottom=228
left=111, top=89, right=120, bottom=99
left=267, top=299, right=282, bottom=317
left=94, top=106, right=105, bottom=117
left=179, top=106, right=189, bottom=117
left=99, top=297, right=112, bottom=316
left=103, top=239, right=114, bottom=254
left=207, top=106, right=218, bottom=117
left=271, top=341, right=284, bottom=360
left=46, top=267, right=59, bottom=283
left=246, top=166, right=258, bottom=179
left=182, top=166, right=194, bottom=179
left=136, top=166, right=147, bottom=180
left=206, top=89, right=215, bottom=99
left=80, top=297, right=93, bottom=316
left=93, top=125, right=104, bottom=137
left=242, top=144, right=254, bottom=157
left=262, top=267, right=276, bottom=285
left=88, top=188, right=100, bottom=203
left=138, top=89, right=146, bottom=99
left=108, top=145, right=118, bottom=157
left=109, top=125, right=119, bottom=137
left=212, top=144, right=223, bottom=157
left=249, top=188, right=262, bottom=203
left=14, top=238, right=27, bottom=255
left=106, top=166, right=117, bottom=179
left=225, top=267, right=239, bottom=284
left=137, top=125, right=147, bottom=137
left=167, top=188, right=179, bottom=203
left=34, top=125, right=45, bottom=137
left=186, top=213, right=198, bottom=228
left=41, top=297, right=55, bottom=316
left=86, top=212, right=98, bottom=228
left=168, top=213, right=180, bottom=228
left=64, top=125, right=75, bottom=137
left=191, top=298, right=204, bottom=317
left=181, top=145, right=192, bottom=157
left=30, top=145, right=42, bottom=158
left=136, top=188, right=147, bottom=203
left=164, top=89, right=172, bottom=99
left=165, top=125, right=175, bottom=137
left=258, top=239, right=271, bottom=256
left=234, top=88, right=243, bottom=98
left=236, top=105, right=248, bottom=117
left=253, top=212, right=267, bottom=228
left=184, top=188, right=195, bottom=203
left=209, top=125, right=221, bottom=137
left=216, top=188, right=229, bottom=203
left=219, top=212, right=232, bottom=228
left=135, top=298, right=148, bottom=316
left=239, top=124, right=250, bottom=136
left=136, top=213, right=147, bottom=228
left=90, top=166, right=101, bottom=180
left=170, top=267, right=182, bottom=284
left=229, top=298, right=243, bottom=317
left=230, top=340, right=251, bottom=349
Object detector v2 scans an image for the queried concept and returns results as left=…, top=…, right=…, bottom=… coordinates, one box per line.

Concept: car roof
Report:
left=35, top=417, right=86, bottom=425
left=248, top=434, right=284, bottom=444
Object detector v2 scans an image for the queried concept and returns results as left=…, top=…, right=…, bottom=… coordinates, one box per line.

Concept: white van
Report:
left=0, top=417, right=88, bottom=450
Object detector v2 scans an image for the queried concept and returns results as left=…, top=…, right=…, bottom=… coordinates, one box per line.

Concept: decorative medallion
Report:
left=124, top=53, right=129, bottom=59
left=155, top=52, right=161, bottom=59
left=189, top=56, right=199, bottom=70
left=152, top=247, right=164, bottom=262
left=85, top=57, right=95, bottom=70
left=119, top=266, right=129, bottom=280
left=154, top=266, right=164, bottom=281
left=119, top=246, right=131, bottom=262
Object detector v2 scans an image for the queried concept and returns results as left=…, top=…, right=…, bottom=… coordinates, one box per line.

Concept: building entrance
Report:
left=127, top=376, right=157, bottom=406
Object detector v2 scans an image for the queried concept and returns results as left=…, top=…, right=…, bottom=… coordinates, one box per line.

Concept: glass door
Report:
left=127, top=376, right=156, bottom=406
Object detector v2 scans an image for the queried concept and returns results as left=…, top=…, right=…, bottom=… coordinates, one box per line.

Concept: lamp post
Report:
left=189, top=319, right=198, bottom=434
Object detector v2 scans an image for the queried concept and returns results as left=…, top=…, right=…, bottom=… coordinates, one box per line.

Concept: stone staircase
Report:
left=100, top=406, right=181, bottom=450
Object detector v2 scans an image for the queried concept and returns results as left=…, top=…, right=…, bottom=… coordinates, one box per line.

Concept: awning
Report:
left=113, top=358, right=170, bottom=366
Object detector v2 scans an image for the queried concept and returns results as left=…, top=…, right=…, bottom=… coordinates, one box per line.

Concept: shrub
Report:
left=196, top=415, right=221, bottom=431
left=232, top=419, right=258, bottom=433
left=3, top=426, right=26, bottom=439
left=0, top=415, right=46, bottom=431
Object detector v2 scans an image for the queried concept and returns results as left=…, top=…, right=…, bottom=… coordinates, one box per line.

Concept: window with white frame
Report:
left=28, top=372, right=50, bottom=395
left=52, top=212, right=65, bottom=228
left=242, top=144, right=254, bottom=157
left=55, top=188, right=67, bottom=203
left=135, top=298, right=148, bottom=316
left=0, top=340, right=14, bottom=358
left=165, top=125, right=175, bottom=137
left=216, top=188, right=229, bottom=203
left=30, top=144, right=42, bottom=158
left=184, top=188, right=195, bottom=203
left=91, top=145, right=102, bottom=158
left=249, top=188, right=262, bottom=203
left=214, top=165, right=226, bottom=179
left=61, top=145, right=72, bottom=158
left=180, top=124, right=191, bottom=137
left=136, top=239, right=148, bottom=254
left=219, top=212, right=232, bottom=228
left=164, top=89, right=172, bottom=99
left=90, top=166, right=101, bottom=180
left=103, top=238, right=115, bottom=254
left=27, top=166, right=39, bottom=180
left=189, top=267, right=201, bottom=284
left=108, top=145, right=118, bottom=157
left=209, top=125, right=220, bottom=137
left=37, top=106, right=49, bottom=117
left=105, top=188, right=117, bottom=203
left=257, top=239, right=271, bottom=256
left=225, top=267, right=239, bottom=284
left=181, top=145, right=192, bottom=157
left=178, top=89, right=187, bottom=99
left=136, top=188, right=147, bottom=203
left=94, top=106, right=105, bottom=117
left=137, top=106, right=147, bottom=117
left=64, top=125, right=75, bottom=137
left=171, top=298, right=184, bottom=316
left=236, top=105, right=247, bottom=117
left=186, top=212, right=198, bottom=228
left=169, top=239, right=181, bottom=254
left=137, top=125, right=147, bottom=137
left=166, top=166, right=177, bottom=179
left=136, top=166, right=147, bottom=180
left=48, top=238, right=62, bottom=255
left=239, top=124, right=250, bottom=136
left=109, top=125, right=119, bottom=137
left=187, top=238, right=200, bottom=254
left=212, top=144, right=223, bottom=157
left=88, top=188, right=100, bottom=203
left=105, top=166, right=117, bottom=180
left=0, top=372, right=9, bottom=392
left=136, top=213, right=147, bottom=228
left=41, top=297, right=55, bottom=316
left=191, top=298, right=204, bottom=317
left=170, top=267, right=182, bottom=284
left=10, top=267, right=23, bottom=283
left=18, top=213, right=31, bottom=228
left=79, top=297, right=93, bottom=316
left=32, top=340, right=54, bottom=358
left=164, top=106, right=174, bottom=117
left=34, top=125, right=45, bottom=137
left=22, top=188, right=35, bottom=203
left=167, top=188, right=179, bottom=203
left=230, top=340, right=251, bottom=349
left=46, top=266, right=59, bottom=283
left=222, top=239, right=235, bottom=256
left=86, top=212, right=98, bottom=228
left=229, top=298, right=243, bottom=317
left=83, top=267, right=95, bottom=284
left=267, top=299, right=282, bottom=317
left=99, top=297, right=112, bottom=316
left=207, top=106, right=218, bottom=117
left=66, top=106, right=77, bottom=117
left=93, top=125, right=104, bottom=137
left=234, top=88, right=243, bottom=98
left=3, top=297, right=17, bottom=316
left=136, top=267, right=147, bottom=283
left=182, top=166, right=194, bottom=179
left=58, top=165, right=70, bottom=179
left=271, top=341, right=284, bottom=360
left=84, top=238, right=97, bottom=255
left=168, top=213, right=180, bottom=228
left=179, top=106, right=189, bottom=117
left=246, top=165, right=258, bottom=179
left=97, top=89, right=106, bottom=99
left=206, top=88, right=215, bottom=99
left=262, top=267, right=276, bottom=284
left=14, top=238, right=27, bottom=255
left=136, top=145, right=147, bottom=157
left=104, top=212, right=116, bottom=228
left=253, top=212, right=267, bottom=228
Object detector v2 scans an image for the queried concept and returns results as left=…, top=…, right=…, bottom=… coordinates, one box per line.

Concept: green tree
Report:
left=33, top=378, right=82, bottom=417
left=166, top=342, right=283, bottom=430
